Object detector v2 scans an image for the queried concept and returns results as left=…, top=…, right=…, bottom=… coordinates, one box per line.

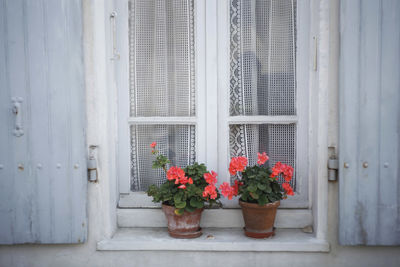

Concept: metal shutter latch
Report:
left=88, top=145, right=98, bottom=182
left=328, top=157, right=339, bottom=181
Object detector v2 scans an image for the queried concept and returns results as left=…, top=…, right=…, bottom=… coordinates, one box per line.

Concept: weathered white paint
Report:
left=117, top=208, right=313, bottom=228
left=82, top=0, right=118, bottom=242
left=339, top=0, right=400, bottom=245
left=97, top=228, right=329, bottom=252
left=1, top=0, right=400, bottom=266
left=0, top=0, right=87, bottom=244
left=313, top=0, right=330, bottom=242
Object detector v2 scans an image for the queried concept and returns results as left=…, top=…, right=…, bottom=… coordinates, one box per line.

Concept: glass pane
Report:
left=229, top=124, right=296, bottom=189
left=130, top=125, right=196, bottom=191
left=129, top=0, right=195, bottom=117
left=230, top=0, right=296, bottom=116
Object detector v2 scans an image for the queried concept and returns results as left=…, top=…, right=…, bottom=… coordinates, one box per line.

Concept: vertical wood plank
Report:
left=45, top=0, right=72, bottom=243
left=357, top=0, right=381, bottom=245
left=25, top=0, right=53, bottom=243
left=340, top=0, right=400, bottom=245
left=339, top=0, right=361, bottom=245
left=377, top=0, right=400, bottom=245
left=65, top=0, right=87, bottom=242
left=5, top=0, right=33, bottom=243
left=0, top=0, right=16, bottom=244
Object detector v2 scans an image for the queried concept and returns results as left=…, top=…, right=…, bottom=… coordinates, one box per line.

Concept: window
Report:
left=128, top=0, right=196, bottom=192
left=117, top=0, right=309, bottom=211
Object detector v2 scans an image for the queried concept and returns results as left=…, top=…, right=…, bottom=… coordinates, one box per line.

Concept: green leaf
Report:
left=250, top=192, right=259, bottom=199
left=174, top=194, right=182, bottom=204
left=257, top=183, right=266, bottom=190
left=241, top=192, right=248, bottom=202
left=190, top=198, right=203, bottom=208
left=248, top=184, right=257, bottom=192
left=272, top=183, right=281, bottom=192
left=258, top=195, right=267, bottom=206
left=185, top=205, right=196, bottom=212
left=175, top=201, right=186, bottom=209
left=265, top=185, right=272, bottom=193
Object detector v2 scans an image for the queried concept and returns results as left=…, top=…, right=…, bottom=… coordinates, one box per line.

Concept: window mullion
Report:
left=204, top=0, right=219, bottom=173
left=216, top=0, right=231, bottom=187
left=127, top=116, right=197, bottom=125
left=195, top=0, right=207, bottom=164
left=228, top=116, right=298, bottom=124
left=116, top=0, right=131, bottom=194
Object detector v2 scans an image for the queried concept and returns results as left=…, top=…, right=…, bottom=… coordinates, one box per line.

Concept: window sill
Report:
left=117, top=208, right=313, bottom=228
left=97, top=228, right=330, bottom=252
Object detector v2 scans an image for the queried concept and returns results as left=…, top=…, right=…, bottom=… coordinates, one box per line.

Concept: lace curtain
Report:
left=129, top=0, right=196, bottom=191
left=230, top=0, right=297, bottom=188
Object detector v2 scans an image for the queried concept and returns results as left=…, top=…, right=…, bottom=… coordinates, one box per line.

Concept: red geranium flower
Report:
left=219, top=182, right=239, bottom=200
left=229, top=156, right=248, bottom=176
left=270, top=161, right=283, bottom=178
left=150, top=142, right=157, bottom=148
left=204, top=171, right=218, bottom=185
left=257, top=152, right=269, bottom=165
left=178, top=175, right=189, bottom=185
left=282, top=165, right=293, bottom=182
left=232, top=180, right=242, bottom=196
left=203, top=184, right=217, bottom=200
left=282, top=183, right=294, bottom=196
left=166, top=166, right=186, bottom=182
left=178, top=184, right=186, bottom=189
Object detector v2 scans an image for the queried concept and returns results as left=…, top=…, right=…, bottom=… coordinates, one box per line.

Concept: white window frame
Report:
left=115, top=0, right=311, bottom=225
left=116, top=0, right=208, bottom=201
left=216, top=0, right=310, bottom=209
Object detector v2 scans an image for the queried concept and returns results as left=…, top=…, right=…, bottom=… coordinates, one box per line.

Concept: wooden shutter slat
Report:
left=339, top=0, right=400, bottom=246
left=0, top=0, right=87, bottom=244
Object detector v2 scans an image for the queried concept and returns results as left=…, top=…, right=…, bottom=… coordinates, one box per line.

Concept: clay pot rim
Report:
left=161, top=203, right=204, bottom=213
left=239, top=200, right=280, bottom=209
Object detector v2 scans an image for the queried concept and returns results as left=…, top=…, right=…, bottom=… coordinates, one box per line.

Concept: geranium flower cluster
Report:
left=257, top=152, right=269, bottom=165
left=270, top=161, right=293, bottom=181
left=228, top=156, right=248, bottom=175
left=270, top=161, right=294, bottom=196
left=202, top=171, right=218, bottom=200
left=219, top=180, right=242, bottom=200
left=282, top=183, right=294, bottom=196
left=166, top=166, right=193, bottom=189
left=220, top=152, right=295, bottom=199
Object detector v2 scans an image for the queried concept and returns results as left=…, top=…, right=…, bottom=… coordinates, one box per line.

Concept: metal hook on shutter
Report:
left=11, top=97, right=24, bottom=137
left=110, top=11, right=120, bottom=61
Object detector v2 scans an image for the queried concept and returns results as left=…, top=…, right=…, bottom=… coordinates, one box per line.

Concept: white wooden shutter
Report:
left=0, top=0, right=87, bottom=244
left=339, top=0, right=400, bottom=245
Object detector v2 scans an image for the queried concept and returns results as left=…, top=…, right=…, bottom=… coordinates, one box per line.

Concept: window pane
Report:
left=230, top=0, right=296, bottom=116
left=129, top=0, right=195, bottom=117
left=130, top=125, right=196, bottom=191
left=229, top=124, right=296, bottom=189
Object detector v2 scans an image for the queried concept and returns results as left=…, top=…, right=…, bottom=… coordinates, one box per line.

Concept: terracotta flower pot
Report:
left=162, top=204, right=204, bottom=239
left=239, top=200, right=280, bottom=238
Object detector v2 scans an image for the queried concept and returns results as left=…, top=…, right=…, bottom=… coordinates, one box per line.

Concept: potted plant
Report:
left=219, top=152, right=294, bottom=238
left=146, top=142, right=221, bottom=239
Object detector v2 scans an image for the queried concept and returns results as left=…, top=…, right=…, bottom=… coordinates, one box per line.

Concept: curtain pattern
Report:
left=129, top=0, right=196, bottom=191
left=230, top=0, right=297, bottom=188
